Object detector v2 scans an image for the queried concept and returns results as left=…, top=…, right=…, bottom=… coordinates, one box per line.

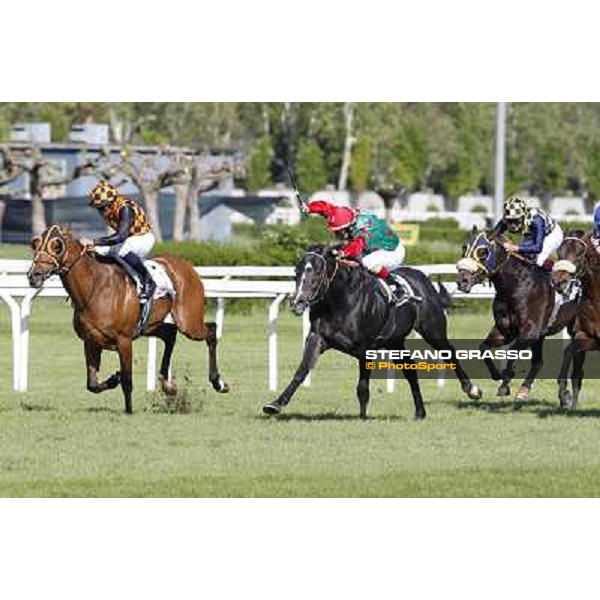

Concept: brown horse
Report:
left=27, top=224, right=229, bottom=414
left=552, top=230, right=600, bottom=409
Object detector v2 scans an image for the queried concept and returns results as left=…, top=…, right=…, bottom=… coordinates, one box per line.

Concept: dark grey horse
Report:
left=263, top=245, right=482, bottom=420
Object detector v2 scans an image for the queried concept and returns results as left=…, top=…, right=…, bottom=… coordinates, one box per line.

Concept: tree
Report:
left=246, top=137, right=273, bottom=192
left=349, top=136, right=372, bottom=195
left=337, top=102, right=355, bottom=190
left=115, top=146, right=196, bottom=241
left=295, top=140, right=327, bottom=195
left=534, top=142, right=567, bottom=198
left=172, top=154, right=233, bottom=242
left=584, top=141, right=600, bottom=201
left=0, top=144, right=97, bottom=235
left=394, top=122, right=429, bottom=191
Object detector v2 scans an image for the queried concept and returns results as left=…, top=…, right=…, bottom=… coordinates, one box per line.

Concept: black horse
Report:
left=263, top=245, right=482, bottom=420
left=456, top=229, right=577, bottom=400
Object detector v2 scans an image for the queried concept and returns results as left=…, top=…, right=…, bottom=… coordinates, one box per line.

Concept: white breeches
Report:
left=95, top=232, right=156, bottom=259
left=536, top=225, right=563, bottom=266
left=361, top=244, right=406, bottom=272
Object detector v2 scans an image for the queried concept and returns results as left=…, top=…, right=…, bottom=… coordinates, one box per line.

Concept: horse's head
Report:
left=27, top=224, right=80, bottom=288
left=289, top=245, right=338, bottom=316
left=552, top=230, right=587, bottom=293
left=456, top=228, right=504, bottom=292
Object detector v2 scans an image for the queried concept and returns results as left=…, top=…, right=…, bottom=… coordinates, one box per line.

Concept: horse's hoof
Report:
left=414, top=411, right=426, bottom=421
left=515, top=387, right=529, bottom=402
left=159, top=376, right=178, bottom=397
left=211, top=377, right=229, bottom=394
left=497, top=385, right=510, bottom=397
left=107, top=372, right=121, bottom=389
left=559, top=390, right=572, bottom=409
left=263, top=402, right=281, bottom=416
left=467, top=385, right=482, bottom=400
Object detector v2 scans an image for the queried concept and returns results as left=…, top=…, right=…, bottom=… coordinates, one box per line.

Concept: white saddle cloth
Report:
left=136, top=260, right=175, bottom=300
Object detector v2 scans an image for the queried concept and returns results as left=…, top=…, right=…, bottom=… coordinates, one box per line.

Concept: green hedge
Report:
left=157, top=219, right=466, bottom=266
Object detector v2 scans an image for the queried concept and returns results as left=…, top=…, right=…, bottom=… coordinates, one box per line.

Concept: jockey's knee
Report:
left=366, top=264, right=388, bottom=278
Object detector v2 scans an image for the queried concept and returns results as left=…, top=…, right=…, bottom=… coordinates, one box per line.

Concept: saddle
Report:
left=99, top=255, right=175, bottom=337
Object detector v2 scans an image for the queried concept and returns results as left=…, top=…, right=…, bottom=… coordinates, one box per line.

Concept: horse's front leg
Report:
left=480, top=327, right=515, bottom=396
left=357, top=360, right=372, bottom=419
left=116, top=336, right=134, bottom=415
left=480, top=326, right=510, bottom=383
left=570, top=350, right=588, bottom=409
left=84, top=340, right=121, bottom=394
left=515, top=338, right=544, bottom=401
left=263, top=332, right=327, bottom=416
left=568, top=336, right=598, bottom=409
left=557, top=340, right=576, bottom=408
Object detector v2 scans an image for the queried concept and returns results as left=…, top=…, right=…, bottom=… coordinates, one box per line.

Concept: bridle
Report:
left=459, top=232, right=540, bottom=280
left=30, top=225, right=88, bottom=278
left=458, top=233, right=506, bottom=280
left=558, top=235, right=589, bottom=278
left=295, top=251, right=339, bottom=305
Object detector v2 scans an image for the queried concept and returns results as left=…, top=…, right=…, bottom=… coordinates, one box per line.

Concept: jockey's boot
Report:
left=122, top=252, right=156, bottom=303
left=380, top=268, right=422, bottom=305
left=378, top=268, right=407, bottom=306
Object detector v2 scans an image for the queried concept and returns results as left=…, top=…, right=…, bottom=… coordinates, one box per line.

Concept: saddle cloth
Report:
left=375, top=270, right=418, bottom=304
left=135, top=260, right=175, bottom=300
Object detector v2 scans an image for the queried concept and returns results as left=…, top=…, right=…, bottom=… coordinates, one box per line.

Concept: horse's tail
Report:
left=436, top=277, right=452, bottom=309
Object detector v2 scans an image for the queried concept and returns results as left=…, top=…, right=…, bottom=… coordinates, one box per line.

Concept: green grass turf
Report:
left=1, top=293, right=600, bottom=497
left=2, top=243, right=600, bottom=497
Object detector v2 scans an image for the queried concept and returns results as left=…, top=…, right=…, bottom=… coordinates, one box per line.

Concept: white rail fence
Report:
left=0, top=260, right=496, bottom=394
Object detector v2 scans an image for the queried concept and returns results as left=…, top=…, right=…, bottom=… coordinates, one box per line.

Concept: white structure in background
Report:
left=406, top=192, right=446, bottom=213
left=306, top=188, right=387, bottom=218
left=68, top=124, right=110, bottom=145
left=457, top=195, right=493, bottom=214
left=307, top=187, right=351, bottom=207
left=259, top=186, right=301, bottom=225
left=550, top=196, right=586, bottom=217
left=10, top=123, right=51, bottom=143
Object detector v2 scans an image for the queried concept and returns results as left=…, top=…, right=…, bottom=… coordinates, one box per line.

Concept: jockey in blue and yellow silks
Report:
left=494, top=196, right=563, bottom=269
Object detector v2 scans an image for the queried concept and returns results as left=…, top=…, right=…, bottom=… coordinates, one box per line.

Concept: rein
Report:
left=459, top=232, right=538, bottom=279
left=301, top=251, right=339, bottom=305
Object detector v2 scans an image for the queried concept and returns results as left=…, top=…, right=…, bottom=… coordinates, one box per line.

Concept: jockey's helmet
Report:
left=503, top=196, right=528, bottom=232
left=305, top=200, right=357, bottom=231
left=89, top=180, right=119, bottom=209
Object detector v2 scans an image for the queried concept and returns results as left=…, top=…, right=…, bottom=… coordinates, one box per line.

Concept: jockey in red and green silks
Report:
left=305, top=200, right=406, bottom=283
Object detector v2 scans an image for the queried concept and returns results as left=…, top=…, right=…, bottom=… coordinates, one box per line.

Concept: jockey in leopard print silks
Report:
left=81, top=180, right=156, bottom=302
left=493, top=196, right=564, bottom=269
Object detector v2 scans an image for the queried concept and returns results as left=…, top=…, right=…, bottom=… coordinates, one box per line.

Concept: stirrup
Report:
left=139, top=279, right=156, bottom=303
left=134, top=297, right=153, bottom=338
